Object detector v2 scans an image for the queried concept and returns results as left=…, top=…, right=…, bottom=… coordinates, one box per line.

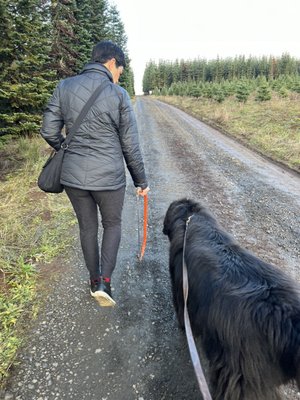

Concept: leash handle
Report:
left=183, top=216, right=212, bottom=400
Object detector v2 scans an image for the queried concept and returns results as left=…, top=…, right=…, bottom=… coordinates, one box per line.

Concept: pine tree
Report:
left=188, top=83, right=202, bottom=98
left=255, top=77, right=271, bottom=101
left=74, top=0, right=94, bottom=69
left=75, top=0, right=112, bottom=71
left=212, top=84, right=225, bottom=103
left=291, top=76, right=300, bottom=93
left=235, top=80, right=251, bottom=103
left=143, top=61, right=157, bottom=94
left=0, top=0, right=15, bottom=116
left=160, top=86, right=168, bottom=96
left=172, top=60, right=181, bottom=83
left=89, top=0, right=107, bottom=43
left=170, top=82, right=181, bottom=96
left=222, top=80, right=235, bottom=97
left=202, top=82, right=213, bottom=99
left=104, top=4, right=126, bottom=48
left=104, top=4, right=134, bottom=95
left=278, top=86, right=289, bottom=98
left=0, top=0, right=55, bottom=137
left=50, top=0, right=79, bottom=78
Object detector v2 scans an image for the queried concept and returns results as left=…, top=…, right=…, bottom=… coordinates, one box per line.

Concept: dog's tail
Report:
left=272, top=306, right=300, bottom=389
left=295, top=325, right=300, bottom=390
left=291, top=315, right=300, bottom=390
left=296, top=358, right=300, bottom=390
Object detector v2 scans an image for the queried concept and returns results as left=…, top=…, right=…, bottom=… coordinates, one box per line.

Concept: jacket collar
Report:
left=81, top=62, right=113, bottom=82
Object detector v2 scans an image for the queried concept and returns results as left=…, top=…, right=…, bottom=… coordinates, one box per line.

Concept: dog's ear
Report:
left=177, top=198, right=196, bottom=221
left=163, top=207, right=173, bottom=236
left=163, top=200, right=182, bottom=236
left=162, top=224, right=169, bottom=236
left=163, top=199, right=191, bottom=237
left=162, top=210, right=169, bottom=235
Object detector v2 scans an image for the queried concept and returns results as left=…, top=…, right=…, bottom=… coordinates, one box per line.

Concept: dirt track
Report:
left=2, top=97, right=300, bottom=400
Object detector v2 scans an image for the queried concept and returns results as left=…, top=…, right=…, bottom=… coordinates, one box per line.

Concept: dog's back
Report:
left=163, top=198, right=300, bottom=399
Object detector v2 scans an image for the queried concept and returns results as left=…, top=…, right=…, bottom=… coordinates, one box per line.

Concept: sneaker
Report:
left=90, top=279, right=116, bottom=307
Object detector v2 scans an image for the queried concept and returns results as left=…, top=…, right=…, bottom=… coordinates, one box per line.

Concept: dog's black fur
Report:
left=163, top=198, right=300, bottom=400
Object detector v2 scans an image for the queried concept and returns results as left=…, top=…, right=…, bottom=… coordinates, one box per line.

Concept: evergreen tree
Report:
left=143, top=61, right=157, bottom=94
left=235, top=80, right=251, bottom=103
left=187, top=83, right=203, bottom=98
left=291, top=76, right=300, bottom=93
left=105, top=4, right=126, bottom=47
left=222, top=80, right=235, bottom=97
left=122, top=63, right=135, bottom=97
left=278, top=53, right=298, bottom=75
left=104, top=4, right=133, bottom=95
left=50, top=0, right=78, bottom=78
left=172, top=60, right=181, bottom=83
left=0, top=0, right=55, bottom=137
left=75, top=0, right=95, bottom=69
left=268, top=57, right=278, bottom=80
left=255, top=77, right=271, bottom=101
left=160, top=86, right=168, bottom=96
left=202, top=82, right=213, bottom=99
left=213, top=56, right=222, bottom=82
left=89, top=0, right=107, bottom=43
left=173, top=82, right=181, bottom=96
left=212, top=84, right=225, bottom=103
left=278, top=86, right=289, bottom=98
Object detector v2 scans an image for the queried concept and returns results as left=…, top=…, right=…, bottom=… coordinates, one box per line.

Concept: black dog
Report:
left=163, top=198, right=300, bottom=400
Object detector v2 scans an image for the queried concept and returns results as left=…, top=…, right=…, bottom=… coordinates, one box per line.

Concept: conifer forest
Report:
left=143, top=55, right=300, bottom=103
left=0, top=0, right=133, bottom=138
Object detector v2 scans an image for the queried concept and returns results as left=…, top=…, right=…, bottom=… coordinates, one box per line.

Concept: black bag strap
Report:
left=63, top=79, right=111, bottom=147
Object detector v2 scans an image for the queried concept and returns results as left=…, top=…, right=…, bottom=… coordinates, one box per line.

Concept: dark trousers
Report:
left=65, top=186, right=126, bottom=280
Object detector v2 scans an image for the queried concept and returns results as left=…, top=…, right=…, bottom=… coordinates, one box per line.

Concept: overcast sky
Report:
left=110, top=0, right=300, bottom=94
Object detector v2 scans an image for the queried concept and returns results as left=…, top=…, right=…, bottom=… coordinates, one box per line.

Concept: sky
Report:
left=110, top=0, right=300, bottom=94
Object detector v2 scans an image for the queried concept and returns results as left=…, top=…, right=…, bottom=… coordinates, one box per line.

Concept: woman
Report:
left=40, top=41, right=149, bottom=307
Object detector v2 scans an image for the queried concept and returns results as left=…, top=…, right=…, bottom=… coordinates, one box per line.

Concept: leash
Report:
left=136, top=193, right=148, bottom=261
left=183, top=215, right=212, bottom=400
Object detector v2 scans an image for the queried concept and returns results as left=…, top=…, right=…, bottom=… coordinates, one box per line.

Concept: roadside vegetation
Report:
left=0, top=137, right=76, bottom=385
left=155, top=92, right=300, bottom=172
left=143, top=55, right=300, bottom=172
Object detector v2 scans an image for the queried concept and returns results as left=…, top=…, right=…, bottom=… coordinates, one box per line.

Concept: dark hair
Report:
left=91, top=40, right=126, bottom=68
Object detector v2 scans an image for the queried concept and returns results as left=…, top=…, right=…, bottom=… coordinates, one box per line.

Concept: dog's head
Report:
left=163, top=198, right=204, bottom=239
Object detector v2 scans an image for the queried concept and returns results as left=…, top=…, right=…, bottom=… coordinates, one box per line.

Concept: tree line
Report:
left=143, top=55, right=300, bottom=102
left=0, top=0, right=132, bottom=138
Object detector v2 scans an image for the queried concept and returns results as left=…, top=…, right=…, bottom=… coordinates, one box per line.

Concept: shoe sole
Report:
left=90, top=290, right=116, bottom=307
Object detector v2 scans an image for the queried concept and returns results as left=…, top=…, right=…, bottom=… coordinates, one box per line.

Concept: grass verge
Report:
left=0, top=136, right=76, bottom=386
left=157, top=93, right=300, bottom=172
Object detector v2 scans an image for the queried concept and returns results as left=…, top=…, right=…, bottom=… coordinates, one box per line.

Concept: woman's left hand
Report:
left=136, top=186, right=150, bottom=196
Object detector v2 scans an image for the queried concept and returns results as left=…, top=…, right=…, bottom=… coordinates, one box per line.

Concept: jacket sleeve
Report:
left=40, top=83, right=65, bottom=151
left=118, top=90, right=148, bottom=189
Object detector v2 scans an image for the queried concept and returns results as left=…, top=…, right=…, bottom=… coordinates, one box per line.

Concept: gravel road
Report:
left=2, top=97, right=300, bottom=400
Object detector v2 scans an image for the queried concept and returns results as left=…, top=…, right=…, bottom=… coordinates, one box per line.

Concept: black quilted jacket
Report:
left=40, top=63, right=148, bottom=191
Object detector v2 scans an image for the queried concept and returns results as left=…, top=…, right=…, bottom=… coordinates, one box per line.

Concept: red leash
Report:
left=137, top=194, right=148, bottom=261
